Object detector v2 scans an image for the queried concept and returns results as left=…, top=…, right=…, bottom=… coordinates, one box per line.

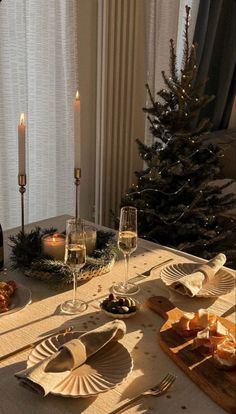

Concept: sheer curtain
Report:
left=0, top=0, right=79, bottom=230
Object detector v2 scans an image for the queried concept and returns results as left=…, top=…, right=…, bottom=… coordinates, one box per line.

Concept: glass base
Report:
left=60, top=299, right=87, bottom=314
left=112, top=281, right=140, bottom=296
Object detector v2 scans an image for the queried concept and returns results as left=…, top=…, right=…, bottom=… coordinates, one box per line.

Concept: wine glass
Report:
left=60, top=218, right=88, bottom=314
left=113, top=206, right=140, bottom=295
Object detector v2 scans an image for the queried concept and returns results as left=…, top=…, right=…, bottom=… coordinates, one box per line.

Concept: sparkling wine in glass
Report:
left=113, top=206, right=140, bottom=295
left=60, top=218, right=87, bottom=314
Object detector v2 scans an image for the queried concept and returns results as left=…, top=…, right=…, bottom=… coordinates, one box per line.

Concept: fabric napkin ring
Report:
left=60, top=340, right=87, bottom=370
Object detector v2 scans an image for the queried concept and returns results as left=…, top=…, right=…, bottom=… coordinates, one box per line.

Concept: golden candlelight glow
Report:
left=20, top=113, right=25, bottom=125
left=41, top=233, right=66, bottom=261
left=75, top=90, right=80, bottom=101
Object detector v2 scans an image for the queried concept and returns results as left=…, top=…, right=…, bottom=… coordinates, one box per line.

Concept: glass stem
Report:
left=73, top=271, right=77, bottom=303
left=124, top=253, right=130, bottom=285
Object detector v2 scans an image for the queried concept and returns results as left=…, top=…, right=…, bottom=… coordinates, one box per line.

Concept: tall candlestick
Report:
left=18, top=113, right=26, bottom=175
left=74, top=167, right=81, bottom=219
left=18, top=174, right=26, bottom=233
left=74, top=90, right=81, bottom=169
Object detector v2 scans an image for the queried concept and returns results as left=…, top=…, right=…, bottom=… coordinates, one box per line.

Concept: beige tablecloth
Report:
left=0, top=215, right=235, bottom=414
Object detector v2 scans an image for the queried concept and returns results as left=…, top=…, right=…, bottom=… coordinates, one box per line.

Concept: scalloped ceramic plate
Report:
left=27, top=331, right=133, bottom=398
left=0, top=283, right=32, bottom=316
left=161, top=262, right=235, bottom=298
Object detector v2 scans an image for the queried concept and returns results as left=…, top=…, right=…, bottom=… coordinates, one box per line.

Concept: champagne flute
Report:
left=60, top=218, right=87, bottom=314
left=113, top=206, right=140, bottom=295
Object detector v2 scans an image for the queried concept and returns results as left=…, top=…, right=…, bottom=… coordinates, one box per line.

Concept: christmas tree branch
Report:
left=183, top=5, right=191, bottom=69
left=145, top=83, right=155, bottom=106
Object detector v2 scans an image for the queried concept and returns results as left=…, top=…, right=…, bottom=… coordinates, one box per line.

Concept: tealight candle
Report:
left=42, top=233, right=66, bottom=261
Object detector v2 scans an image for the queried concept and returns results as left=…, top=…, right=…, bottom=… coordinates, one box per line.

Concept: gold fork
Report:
left=138, top=258, right=173, bottom=277
left=109, top=373, right=176, bottom=414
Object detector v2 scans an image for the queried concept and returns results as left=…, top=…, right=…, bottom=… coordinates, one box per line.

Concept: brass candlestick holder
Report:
left=74, top=168, right=81, bottom=219
left=18, top=174, right=26, bottom=233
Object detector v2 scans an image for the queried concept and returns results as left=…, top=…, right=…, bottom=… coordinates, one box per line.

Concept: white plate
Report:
left=27, top=331, right=133, bottom=398
left=161, top=262, right=235, bottom=297
left=0, top=283, right=32, bottom=316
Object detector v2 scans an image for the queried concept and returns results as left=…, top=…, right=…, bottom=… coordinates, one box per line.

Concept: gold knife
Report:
left=0, top=326, right=74, bottom=363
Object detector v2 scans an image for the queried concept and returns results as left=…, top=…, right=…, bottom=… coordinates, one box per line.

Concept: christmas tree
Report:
left=121, top=6, right=236, bottom=268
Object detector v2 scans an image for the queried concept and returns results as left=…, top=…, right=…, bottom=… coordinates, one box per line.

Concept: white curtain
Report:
left=144, top=0, right=200, bottom=145
left=0, top=0, right=79, bottom=230
left=95, top=0, right=146, bottom=226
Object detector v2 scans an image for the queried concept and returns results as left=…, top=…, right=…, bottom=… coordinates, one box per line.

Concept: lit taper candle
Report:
left=18, top=113, right=26, bottom=175
left=74, top=90, right=81, bottom=169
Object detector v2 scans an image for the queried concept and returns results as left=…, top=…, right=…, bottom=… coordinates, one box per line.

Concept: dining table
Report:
left=0, top=214, right=235, bottom=414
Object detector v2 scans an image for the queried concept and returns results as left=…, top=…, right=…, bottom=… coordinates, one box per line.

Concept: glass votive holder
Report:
left=41, top=233, right=66, bottom=261
left=84, top=225, right=97, bottom=256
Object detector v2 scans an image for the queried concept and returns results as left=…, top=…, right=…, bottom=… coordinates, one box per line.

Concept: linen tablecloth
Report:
left=0, top=215, right=235, bottom=414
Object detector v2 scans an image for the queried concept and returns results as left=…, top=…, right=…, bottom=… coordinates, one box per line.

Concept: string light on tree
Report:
left=126, top=180, right=190, bottom=198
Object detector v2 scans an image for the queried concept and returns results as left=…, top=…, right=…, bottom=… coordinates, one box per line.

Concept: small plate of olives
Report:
left=100, top=293, right=139, bottom=319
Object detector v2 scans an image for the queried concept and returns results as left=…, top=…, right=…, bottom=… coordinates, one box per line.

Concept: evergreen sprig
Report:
left=9, top=227, right=57, bottom=269
left=9, top=227, right=117, bottom=285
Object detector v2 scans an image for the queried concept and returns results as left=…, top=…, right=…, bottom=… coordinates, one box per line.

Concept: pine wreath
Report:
left=9, top=227, right=117, bottom=285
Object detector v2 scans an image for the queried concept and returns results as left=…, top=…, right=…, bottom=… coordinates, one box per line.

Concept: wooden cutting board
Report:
left=146, top=296, right=236, bottom=414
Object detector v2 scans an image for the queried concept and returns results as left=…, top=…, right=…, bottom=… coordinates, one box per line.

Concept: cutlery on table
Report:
left=109, top=373, right=176, bottom=414
left=138, top=258, right=173, bottom=278
left=0, top=326, right=74, bottom=363
left=221, top=304, right=236, bottom=318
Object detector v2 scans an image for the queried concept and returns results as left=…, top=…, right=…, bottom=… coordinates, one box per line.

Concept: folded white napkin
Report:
left=167, top=253, right=226, bottom=297
left=15, top=319, right=126, bottom=396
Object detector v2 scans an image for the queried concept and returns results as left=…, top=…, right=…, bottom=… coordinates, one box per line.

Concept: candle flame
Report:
left=20, top=113, right=25, bottom=125
left=75, top=90, right=80, bottom=101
